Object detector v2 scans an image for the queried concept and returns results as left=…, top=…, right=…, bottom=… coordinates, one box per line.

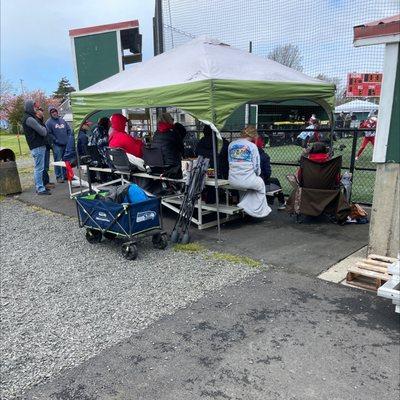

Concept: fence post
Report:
left=349, top=129, right=358, bottom=176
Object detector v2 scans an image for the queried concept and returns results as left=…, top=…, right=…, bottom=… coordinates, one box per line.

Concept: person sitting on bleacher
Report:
left=88, top=117, right=110, bottom=163
left=255, top=135, right=286, bottom=210
left=109, top=113, right=143, bottom=158
left=195, top=125, right=229, bottom=179
left=228, top=126, right=271, bottom=218
left=152, top=112, right=184, bottom=170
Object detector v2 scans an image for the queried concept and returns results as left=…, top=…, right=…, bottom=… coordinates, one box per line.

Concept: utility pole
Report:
left=19, top=79, right=24, bottom=94
left=245, top=41, right=253, bottom=125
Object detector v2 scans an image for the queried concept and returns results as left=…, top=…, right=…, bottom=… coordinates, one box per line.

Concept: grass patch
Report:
left=211, top=252, right=261, bottom=268
left=0, top=133, right=30, bottom=158
left=0, top=195, right=5, bottom=202
left=18, top=166, right=34, bottom=174
left=173, top=242, right=205, bottom=252
left=266, top=137, right=376, bottom=204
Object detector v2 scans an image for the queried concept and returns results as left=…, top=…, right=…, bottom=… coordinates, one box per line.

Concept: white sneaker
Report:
left=277, top=203, right=286, bottom=211
left=355, top=156, right=359, bottom=161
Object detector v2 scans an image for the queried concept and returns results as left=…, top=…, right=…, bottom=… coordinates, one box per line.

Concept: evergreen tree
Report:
left=53, top=77, right=75, bottom=100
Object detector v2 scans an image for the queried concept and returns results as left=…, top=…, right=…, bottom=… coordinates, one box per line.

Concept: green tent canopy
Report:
left=71, top=36, right=335, bottom=133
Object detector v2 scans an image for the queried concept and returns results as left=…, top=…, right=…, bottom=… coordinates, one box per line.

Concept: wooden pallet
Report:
left=346, top=254, right=397, bottom=291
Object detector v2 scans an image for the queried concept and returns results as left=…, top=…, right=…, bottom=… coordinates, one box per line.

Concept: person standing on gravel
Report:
left=22, top=100, right=51, bottom=195
left=46, top=106, right=72, bottom=183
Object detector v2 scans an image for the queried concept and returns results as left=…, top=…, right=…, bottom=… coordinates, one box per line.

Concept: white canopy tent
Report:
left=335, top=100, right=378, bottom=114
left=72, top=36, right=334, bottom=133
left=71, top=36, right=335, bottom=241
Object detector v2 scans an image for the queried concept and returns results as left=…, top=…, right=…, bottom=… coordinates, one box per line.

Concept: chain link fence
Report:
left=183, top=125, right=376, bottom=204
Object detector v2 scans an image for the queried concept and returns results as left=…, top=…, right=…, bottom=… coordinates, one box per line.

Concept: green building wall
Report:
left=74, top=32, right=120, bottom=90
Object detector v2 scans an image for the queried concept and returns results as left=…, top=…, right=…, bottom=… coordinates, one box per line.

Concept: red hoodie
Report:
left=109, top=113, right=143, bottom=158
left=157, top=121, right=174, bottom=133
left=308, top=153, right=330, bottom=163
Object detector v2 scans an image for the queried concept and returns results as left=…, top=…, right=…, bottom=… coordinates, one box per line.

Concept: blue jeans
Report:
left=43, top=147, right=51, bottom=185
left=31, top=146, right=46, bottom=193
left=53, top=144, right=66, bottom=180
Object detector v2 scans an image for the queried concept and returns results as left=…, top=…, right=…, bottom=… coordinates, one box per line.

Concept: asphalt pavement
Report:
left=24, top=269, right=399, bottom=400
left=14, top=179, right=394, bottom=400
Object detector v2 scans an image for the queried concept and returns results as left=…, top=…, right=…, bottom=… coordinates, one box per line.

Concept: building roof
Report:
left=69, top=20, right=139, bottom=37
left=354, top=14, right=400, bottom=46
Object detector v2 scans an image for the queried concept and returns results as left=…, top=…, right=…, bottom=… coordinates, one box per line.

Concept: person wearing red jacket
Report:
left=355, top=112, right=377, bottom=160
left=109, top=113, right=143, bottom=158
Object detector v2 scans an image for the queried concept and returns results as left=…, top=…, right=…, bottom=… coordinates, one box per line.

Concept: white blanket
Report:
left=229, top=163, right=271, bottom=218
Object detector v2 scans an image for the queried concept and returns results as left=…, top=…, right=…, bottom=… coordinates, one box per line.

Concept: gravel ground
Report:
left=0, top=199, right=259, bottom=399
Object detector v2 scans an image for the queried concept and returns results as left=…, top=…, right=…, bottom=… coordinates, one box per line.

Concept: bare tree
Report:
left=316, top=74, right=347, bottom=105
left=0, top=75, right=15, bottom=117
left=268, top=44, right=303, bottom=71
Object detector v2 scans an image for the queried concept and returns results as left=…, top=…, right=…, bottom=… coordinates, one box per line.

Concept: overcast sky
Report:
left=162, top=0, right=399, bottom=86
left=1, top=0, right=399, bottom=95
left=0, top=0, right=155, bottom=94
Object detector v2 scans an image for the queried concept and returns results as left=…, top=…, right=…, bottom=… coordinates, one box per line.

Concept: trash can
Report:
left=0, top=148, right=22, bottom=195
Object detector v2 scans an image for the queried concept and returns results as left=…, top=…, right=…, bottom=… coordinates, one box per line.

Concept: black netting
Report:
left=157, top=0, right=397, bottom=204
left=160, top=0, right=398, bottom=84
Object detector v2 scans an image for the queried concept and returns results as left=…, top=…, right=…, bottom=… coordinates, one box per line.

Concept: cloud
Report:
left=1, top=0, right=155, bottom=93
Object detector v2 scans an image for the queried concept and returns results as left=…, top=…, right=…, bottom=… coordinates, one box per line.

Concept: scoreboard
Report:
left=346, top=73, right=382, bottom=98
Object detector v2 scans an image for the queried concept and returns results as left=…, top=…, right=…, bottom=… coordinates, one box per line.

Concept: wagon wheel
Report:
left=103, top=232, right=117, bottom=241
left=85, top=228, right=102, bottom=244
left=152, top=232, right=168, bottom=250
left=121, top=242, right=138, bottom=260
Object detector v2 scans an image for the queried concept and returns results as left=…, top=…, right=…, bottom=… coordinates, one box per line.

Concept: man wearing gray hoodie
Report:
left=22, top=100, right=51, bottom=195
left=46, top=106, right=71, bottom=182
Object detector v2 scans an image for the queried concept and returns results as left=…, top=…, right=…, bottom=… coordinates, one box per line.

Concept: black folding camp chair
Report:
left=286, top=156, right=350, bottom=223
left=106, top=147, right=134, bottom=173
left=142, top=145, right=166, bottom=175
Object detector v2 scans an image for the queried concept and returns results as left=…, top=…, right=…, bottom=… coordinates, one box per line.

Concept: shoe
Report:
left=277, top=203, right=286, bottom=211
left=45, top=183, right=56, bottom=189
left=37, top=190, right=51, bottom=195
left=56, top=178, right=65, bottom=183
left=355, top=157, right=359, bottom=161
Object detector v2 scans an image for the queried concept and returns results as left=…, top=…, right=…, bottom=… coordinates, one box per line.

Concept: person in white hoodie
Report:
left=228, top=126, right=271, bottom=218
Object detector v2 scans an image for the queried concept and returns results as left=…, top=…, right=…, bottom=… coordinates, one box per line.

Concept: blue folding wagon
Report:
left=76, top=193, right=168, bottom=260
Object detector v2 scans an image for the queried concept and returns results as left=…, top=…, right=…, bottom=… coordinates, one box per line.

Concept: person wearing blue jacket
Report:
left=255, top=135, right=286, bottom=210
left=46, top=107, right=72, bottom=183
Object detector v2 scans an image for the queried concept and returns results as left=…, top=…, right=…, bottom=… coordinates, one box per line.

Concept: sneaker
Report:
left=355, top=156, right=359, bottom=161
left=37, top=190, right=51, bottom=195
left=45, top=183, right=55, bottom=189
left=277, top=203, right=286, bottom=211
left=56, top=178, right=65, bottom=183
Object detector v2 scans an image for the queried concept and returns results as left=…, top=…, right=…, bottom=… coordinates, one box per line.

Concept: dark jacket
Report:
left=22, top=100, right=47, bottom=150
left=88, top=124, right=109, bottom=158
left=45, top=108, right=71, bottom=146
left=152, top=122, right=184, bottom=167
left=195, top=135, right=229, bottom=179
left=77, top=130, right=89, bottom=157
left=63, top=134, right=76, bottom=163
left=258, top=148, right=271, bottom=182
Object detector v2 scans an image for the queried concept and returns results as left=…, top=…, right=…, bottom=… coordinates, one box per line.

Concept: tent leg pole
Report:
left=329, top=111, right=335, bottom=157
left=212, top=131, right=222, bottom=243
